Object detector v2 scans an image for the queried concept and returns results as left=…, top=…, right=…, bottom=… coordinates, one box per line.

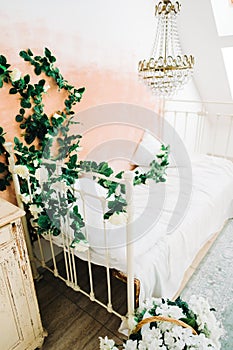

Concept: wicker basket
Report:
left=132, top=315, right=198, bottom=335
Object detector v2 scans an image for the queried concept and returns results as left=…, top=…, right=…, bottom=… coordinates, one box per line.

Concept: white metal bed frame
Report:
left=5, top=99, right=233, bottom=331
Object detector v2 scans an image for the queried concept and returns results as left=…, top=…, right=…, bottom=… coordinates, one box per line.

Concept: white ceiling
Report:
left=177, top=0, right=233, bottom=102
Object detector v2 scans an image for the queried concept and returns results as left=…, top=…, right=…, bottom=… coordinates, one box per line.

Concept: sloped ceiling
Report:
left=178, top=0, right=233, bottom=102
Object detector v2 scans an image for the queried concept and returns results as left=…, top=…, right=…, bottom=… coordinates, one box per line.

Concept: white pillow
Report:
left=131, top=130, right=162, bottom=167
left=130, top=130, right=192, bottom=169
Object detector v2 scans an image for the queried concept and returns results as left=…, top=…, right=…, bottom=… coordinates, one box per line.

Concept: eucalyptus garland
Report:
left=0, top=48, right=170, bottom=249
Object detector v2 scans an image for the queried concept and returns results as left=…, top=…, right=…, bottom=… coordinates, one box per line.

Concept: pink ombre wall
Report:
left=0, top=0, right=161, bottom=203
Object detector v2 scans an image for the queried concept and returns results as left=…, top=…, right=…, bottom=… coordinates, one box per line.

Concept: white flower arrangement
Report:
left=99, top=296, right=224, bottom=350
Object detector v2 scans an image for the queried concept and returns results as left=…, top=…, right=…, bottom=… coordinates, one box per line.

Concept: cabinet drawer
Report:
left=0, top=224, right=12, bottom=246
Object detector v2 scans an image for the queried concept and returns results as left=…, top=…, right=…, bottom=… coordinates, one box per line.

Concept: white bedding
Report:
left=46, top=155, right=233, bottom=302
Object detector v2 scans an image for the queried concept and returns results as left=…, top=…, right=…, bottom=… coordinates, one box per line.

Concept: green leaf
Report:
left=44, top=47, right=51, bottom=58
left=0, top=66, right=6, bottom=74
left=0, top=55, right=7, bottom=65
left=27, top=49, right=33, bottom=56
left=49, top=56, right=56, bottom=63
left=19, top=50, right=31, bottom=61
left=77, top=87, right=85, bottom=94
left=116, top=171, right=124, bottom=179
left=24, top=74, right=30, bottom=84
left=68, top=154, right=78, bottom=169
left=179, top=317, right=197, bottom=329
left=25, top=133, right=36, bottom=144
left=29, top=145, right=35, bottom=152
left=0, top=136, right=5, bottom=144
left=15, top=115, right=24, bottom=122
left=14, top=137, right=20, bottom=145
left=38, top=215, right=51, bottom=229
left=73, top=205, right=79, bottom=216
left=38, top=79, right=45, bottom=86
left=0, top=162, right=7, bottom=173
left=27, top=84, right=34, bottom=95
left=0, top=179, right=6, bottom=191
left=9, top=88, right=18, bottom=94
left=34, top=105, right=41, bottom=114
left=20, top=99, right=31, bottom=108
left=34, top=65, right=42, bottom=75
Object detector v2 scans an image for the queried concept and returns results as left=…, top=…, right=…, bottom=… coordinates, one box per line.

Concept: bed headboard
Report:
left=163, top=99, right=233, bottom=161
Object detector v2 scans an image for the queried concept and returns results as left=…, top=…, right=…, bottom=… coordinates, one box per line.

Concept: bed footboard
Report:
left=6, top=145, right=137, bottom=331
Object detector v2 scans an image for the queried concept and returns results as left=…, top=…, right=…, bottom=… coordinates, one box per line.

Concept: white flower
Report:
left=75, top=92, right=81, bottom=98
left=142, top=327, right=163, bottom=346
left=46, top=133, right=54, bottom=140
left=30, top=218, right=39, bottom=228
left=156, top=304, right=184, bottom=320
left=44, top=84, right=50, bottom=92
left=139, top=298, right=163, bottom=313
left=9, top=68, right=21, bottom=82
left=20, top=193, right=31, bottom=204
left=33, top=159, right=40, bottom=167
left=115, top=185, right=121, bottom=196
left=70, top=146, right=83, bottom=155
left=34, top=187, right=42, bottom=196
left=188, top=295, right=224, bottom=348
left=73, top=240, right=89, bottom=253
left=127, top=316, right=138, bottom=332
left=35, top=166, right=48, bottom=186
left=142, top=310, right=152, bottom=321
left=108, top=211, right=128, bottom=226
left=99, top=336, right=118, bottom=350
left=29, top=204, right=43, bottom=219
left=53, top=112, right=62, bottom=119
left=123, top=340, right=138, bottom=349
left=14, top=164, right=29, bottom=179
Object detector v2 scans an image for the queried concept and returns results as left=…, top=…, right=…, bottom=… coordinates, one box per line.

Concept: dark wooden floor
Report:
left=35, top=258, right=128, bottom=350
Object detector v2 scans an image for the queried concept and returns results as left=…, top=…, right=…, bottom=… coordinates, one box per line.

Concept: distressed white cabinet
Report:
left=0, top=198, right=45, bottom=350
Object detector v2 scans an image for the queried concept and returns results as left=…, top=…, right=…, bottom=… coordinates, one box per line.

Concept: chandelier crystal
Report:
left=138, top=0, right=194, bottom=97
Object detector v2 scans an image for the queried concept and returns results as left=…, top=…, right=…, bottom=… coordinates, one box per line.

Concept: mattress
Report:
left=45, top=154, right=233, bottom=301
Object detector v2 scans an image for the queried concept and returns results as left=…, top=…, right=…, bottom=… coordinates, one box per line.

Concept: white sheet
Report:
left=46, top=155, right=233, bottom=301
left=134, top=155, right=233, bottom=301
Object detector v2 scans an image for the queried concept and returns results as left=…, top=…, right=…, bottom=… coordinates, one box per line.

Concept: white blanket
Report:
left=46, top=155, right=233, bottom=301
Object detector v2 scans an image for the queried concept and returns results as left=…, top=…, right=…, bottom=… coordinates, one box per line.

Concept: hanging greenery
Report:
left=0, top=48, right=170, bottom=250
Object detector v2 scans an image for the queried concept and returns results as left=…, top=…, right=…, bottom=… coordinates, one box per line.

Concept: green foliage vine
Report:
left=0, top=48, right=170, bottom=249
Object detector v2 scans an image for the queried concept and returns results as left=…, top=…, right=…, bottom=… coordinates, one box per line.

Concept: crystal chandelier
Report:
left=138, top=0, right=194, bottom=97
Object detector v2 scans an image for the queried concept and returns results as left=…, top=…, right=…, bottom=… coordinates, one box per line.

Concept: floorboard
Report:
left=35, top=259, right=127, bottom=349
